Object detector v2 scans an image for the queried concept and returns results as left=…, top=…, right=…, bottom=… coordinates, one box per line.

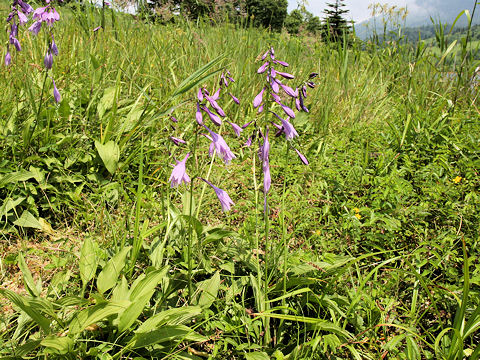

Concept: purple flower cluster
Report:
left=196, top=70, right=241, bottom=134
left=169, top=70, right=241, bottom=211
left=29, top=0, right=61, bottom=103
left=251, top=47, right=316, bottom=197
left=254, top=47, right=297, bottom=119
left=5, top=0, right=33, bottom=66
left=5, top=0, right=61, bottom=102
left=29, top=1, right=60, bottom=35
left=253, top=47, right=305, bottom=147
left=295, top=72, right=318, bottom=114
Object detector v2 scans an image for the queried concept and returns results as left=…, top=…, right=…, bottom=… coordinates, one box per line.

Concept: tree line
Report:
left=134, top=0, right=351, bottom=41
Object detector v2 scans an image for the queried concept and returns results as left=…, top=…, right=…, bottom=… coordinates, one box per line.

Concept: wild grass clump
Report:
left=0, top=1, right=479, bottom=359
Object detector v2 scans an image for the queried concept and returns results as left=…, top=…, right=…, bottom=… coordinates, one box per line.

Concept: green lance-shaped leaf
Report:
left=244, top=352, right=270, bottom=360
left=17, top=253, right=41, bottom=297
left=117, top=291, right=153, bottom=334
left=255, top=312, right=353, bottom=340
left=195, top=271, right=221, bottom=308
left=97, top=86, right=116, bottom=119
left=129, top=267, right=169, bottom=302
left=135, top=306, right=202, bottom=333
left=116, top=268, right=169, bottom=333
left=69, top=301, right=128, bottom=334
left=40, top=336, right=74, bottom=355
left=131, top=325, right=207, bottom=349
left=97, top=247, right=131, bottom=294
left=0, top=170, right=35, bottom=187
left=95, top=140, right=120, bottom=174
left=0, top=289, right=51, bottom=333
left=79, top=238, right=98, bottom=289
left=170, top=54, right=225, bottom=99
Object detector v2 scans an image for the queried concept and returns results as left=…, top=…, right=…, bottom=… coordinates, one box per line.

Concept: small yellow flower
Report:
left=314, top=229, right=321, bottom=236
left=353, top=207, right=360, bottom=213
left=354, top=213, right=362, bottom=220
left=453, top=176, right=462, bottom=184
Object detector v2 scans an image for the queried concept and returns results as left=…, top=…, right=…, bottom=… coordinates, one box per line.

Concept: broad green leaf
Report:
left=0, top=170, right=35, bottom=187
left=69, top=301, right=129, bottom=334
left=0, top=289, right=51, bottom=333
left=180, top=215, right=203, bottom=244
left=245, top=352, right=270, bottom=360
left=0, top=196, right=25, bottom=220
left=58, top=97, right=71, bottom=118
left=17, top=253, right=40, bottom=297
left=98, top=86, right=116, bottom=119
left=97, top=247, right=131, bottom=294
left=135, top=306, right=202, bottom=333
left=13, top=210, right=43, bottom=229
left=111, top=276, right=130, bottom=301
left=95, top=140, right=120, bottom=174
left=203, top=228, right=237, bottom=245
left=131, top=325, right=206, bottom=349
left=117, top=291, right=154, bottom=333
left=12, top=339, right=41, bottom=357
left=80, top=238, right=98, bottom=288
left=129, top=267, right=168, bottom=302
left=118, top=106, right=143, bottom=134
left=405, top=335, right=421, bottom=360
left=90, top=54, right=100, bottom=69
left=383, top=333, right=406, bottom=351
left=41, top=336, right=74, bottom=355
left=196, top=271, right=220, bottom=308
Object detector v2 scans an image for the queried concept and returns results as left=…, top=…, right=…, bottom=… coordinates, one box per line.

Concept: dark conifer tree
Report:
left=322, top=0, right=350, bottom=41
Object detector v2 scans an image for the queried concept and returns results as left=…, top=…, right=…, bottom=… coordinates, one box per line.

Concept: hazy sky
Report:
left=287, top=0, right=477, bottom=23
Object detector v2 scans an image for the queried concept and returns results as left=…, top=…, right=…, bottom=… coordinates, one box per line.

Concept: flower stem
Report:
left=187, top=129, right=199, bottom=304
left=282, top=143, right=290, bottom=295
left=30, top=70, right=49, bottom=148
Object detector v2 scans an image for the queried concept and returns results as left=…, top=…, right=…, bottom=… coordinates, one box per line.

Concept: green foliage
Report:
left=245, top=0, right=288, bottom=31
left=284, top=9, right=303, bottom=35
left=0, top=2, right=480, bottom=359
left=284, top=8, right=321, bottom=35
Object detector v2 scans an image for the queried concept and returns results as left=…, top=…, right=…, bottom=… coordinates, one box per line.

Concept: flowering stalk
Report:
left=187, top=130, right=198, bottom=304
left=5, top=0, right=33, bottom=66
left=29, top=0, right=61, bottom=103
left=193, top=69, right=240, bottom=213
left=167, top=71, right=240, bottom=301
left=251, top=47, right=318, bottom=344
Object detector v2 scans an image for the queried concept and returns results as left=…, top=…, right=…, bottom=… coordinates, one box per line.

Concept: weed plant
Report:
left=0, top=1, right=479, bottom=359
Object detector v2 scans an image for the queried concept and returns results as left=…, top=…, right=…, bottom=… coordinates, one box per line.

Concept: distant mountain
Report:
left=354, top=0, right=480, bottom=40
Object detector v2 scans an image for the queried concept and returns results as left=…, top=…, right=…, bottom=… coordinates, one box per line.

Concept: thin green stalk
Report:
left=187, top=130, right=199, bottom=304
left=194, top=122, right=225, bottom=219
left=281, top=143, right=290, bottom=296
left=194, top=154, right=215, bottom=219
left=252, top=141, right=261, bottom=289
left=29, top=70, right=49, bottom=149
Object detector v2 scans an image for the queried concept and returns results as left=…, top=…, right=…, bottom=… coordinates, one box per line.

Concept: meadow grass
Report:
left=0, top=3, right=479, bottom=359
